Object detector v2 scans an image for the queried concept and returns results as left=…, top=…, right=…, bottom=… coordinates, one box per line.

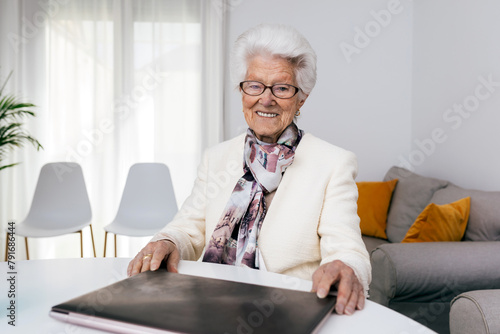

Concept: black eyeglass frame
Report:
left=239, top=81, right=300, bottom=99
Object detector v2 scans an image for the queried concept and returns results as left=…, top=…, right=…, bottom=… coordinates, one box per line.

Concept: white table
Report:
left=0, top=258, right=436, bottom=333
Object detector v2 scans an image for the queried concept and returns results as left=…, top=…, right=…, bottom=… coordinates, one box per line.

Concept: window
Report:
left=0, top=0, right=225, bottom=258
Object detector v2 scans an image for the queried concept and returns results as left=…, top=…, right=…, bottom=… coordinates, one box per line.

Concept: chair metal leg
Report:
left=89, top=224, right=96, bottom=257
left=4, top=233, right=8, bottom=262
left=3, top=233, right=27, bottom=260
left=6, top=226, right=96, bottom=260
left=25, top=237, right=30, bottom=260
left=103, top=231, right=108, bottom=257
left=114, top=234, right=117, bottom=257
left=79, top=230, right=83, bottom=257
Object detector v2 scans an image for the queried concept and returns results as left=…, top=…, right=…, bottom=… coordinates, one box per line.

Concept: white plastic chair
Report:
left=103, top=163, right=178, bottom=257
left=4, top=162, right=96, bottom=260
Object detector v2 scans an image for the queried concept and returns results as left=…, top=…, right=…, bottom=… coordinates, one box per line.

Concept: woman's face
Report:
left=241, top=55, right=307, bottom=143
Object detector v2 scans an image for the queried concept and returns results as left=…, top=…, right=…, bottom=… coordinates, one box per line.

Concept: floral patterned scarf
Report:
left=202, top=123, right=303, bottom=268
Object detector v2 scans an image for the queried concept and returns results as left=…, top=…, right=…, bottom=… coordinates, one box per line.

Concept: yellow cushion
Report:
left=357, top=179, right=398, bottom=240
left=402, top=197, right=471, bottom=243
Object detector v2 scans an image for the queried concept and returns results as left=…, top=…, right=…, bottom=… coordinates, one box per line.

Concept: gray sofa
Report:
left=363, top=166, right=500, bottom=334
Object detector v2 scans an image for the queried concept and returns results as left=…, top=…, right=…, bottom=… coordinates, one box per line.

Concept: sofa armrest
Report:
left=369, top=241, right=500, bottom=306
left=450, top=290, right=500, bottom=334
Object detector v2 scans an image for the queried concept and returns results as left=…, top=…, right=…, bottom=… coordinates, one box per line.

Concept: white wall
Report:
left=411, top=0, right=500, bottom=191
left=224, top=0, right=414, bottom=182
left=224, top=0, right=500, bottom=191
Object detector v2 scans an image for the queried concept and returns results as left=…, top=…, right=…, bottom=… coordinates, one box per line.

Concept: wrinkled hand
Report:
left=127, top=240, right=180, bottom=277
left=312, top=260, right=365, bottom=315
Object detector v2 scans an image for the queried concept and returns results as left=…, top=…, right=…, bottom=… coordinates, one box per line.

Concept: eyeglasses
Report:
left=240, top=81, right=300, bottom=99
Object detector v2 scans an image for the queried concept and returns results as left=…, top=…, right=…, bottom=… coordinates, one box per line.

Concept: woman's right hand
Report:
left=127, top=240, right=180, bottom=277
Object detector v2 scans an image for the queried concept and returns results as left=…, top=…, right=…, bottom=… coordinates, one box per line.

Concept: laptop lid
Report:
left=50, top=269, right=336, bottom=334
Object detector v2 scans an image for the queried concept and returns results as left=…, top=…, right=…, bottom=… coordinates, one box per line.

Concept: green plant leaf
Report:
left=0, top=163, right=19, bottom=171
left=0, top=70, right=43, bottom=171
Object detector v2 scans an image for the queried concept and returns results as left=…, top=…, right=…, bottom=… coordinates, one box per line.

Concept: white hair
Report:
left=230, top=24, right=317, bottom=97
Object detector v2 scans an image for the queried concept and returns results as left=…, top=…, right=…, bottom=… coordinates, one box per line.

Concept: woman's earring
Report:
left=295, top=110, right=301, bottom=117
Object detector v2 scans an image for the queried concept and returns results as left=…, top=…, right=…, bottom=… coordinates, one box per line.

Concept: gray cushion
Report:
left=450, top=290, right=500, bottom=334
left=430, top=185, right=500, bottom=241
left=383, top=166, right=448, bottom=243
left=362, top=235, right=389, bottom=253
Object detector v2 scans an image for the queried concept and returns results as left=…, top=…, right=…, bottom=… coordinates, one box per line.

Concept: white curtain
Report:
left=0, top=0, right=226, bottom=259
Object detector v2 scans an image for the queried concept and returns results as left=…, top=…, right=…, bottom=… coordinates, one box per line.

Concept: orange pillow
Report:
left=402, top=197, right=470, bottom=243
left=357, top=179, right=398, bottom=239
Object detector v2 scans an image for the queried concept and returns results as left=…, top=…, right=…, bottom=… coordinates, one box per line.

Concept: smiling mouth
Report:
left=256, top=111, right=278, bottom=118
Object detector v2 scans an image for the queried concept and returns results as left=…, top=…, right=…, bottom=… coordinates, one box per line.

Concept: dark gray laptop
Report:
left=50, top=269, right=336, bottom=334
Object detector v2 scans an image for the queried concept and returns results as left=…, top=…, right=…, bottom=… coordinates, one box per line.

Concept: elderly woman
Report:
left=128, top=23, right=371, bottom=316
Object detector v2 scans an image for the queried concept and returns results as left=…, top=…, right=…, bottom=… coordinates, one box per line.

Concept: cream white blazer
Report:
left=152, top=133, right=371, bottom=292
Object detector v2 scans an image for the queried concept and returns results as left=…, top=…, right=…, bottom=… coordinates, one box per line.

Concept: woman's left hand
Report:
left=312, top=260, right=365, bottom=315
